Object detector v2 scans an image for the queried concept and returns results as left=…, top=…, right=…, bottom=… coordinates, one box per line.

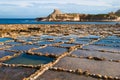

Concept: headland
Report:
left=36, top=9, right=120, bottom=22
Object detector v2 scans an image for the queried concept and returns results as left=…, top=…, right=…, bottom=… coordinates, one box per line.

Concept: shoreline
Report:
left=0, top=19, right=120, bottom=24
left=0, top=24, right=120, bottom=38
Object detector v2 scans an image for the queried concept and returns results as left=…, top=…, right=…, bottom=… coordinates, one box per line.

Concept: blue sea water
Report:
left=0, top=18, right=120, bottom=24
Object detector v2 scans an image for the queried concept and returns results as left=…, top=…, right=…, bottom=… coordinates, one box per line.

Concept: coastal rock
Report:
left=36, top=9, right=120, bottom=22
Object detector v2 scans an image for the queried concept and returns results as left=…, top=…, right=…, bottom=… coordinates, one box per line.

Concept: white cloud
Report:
left=0, top=0, right=120, bottom=7
left=0, top=1, right=33, bottom=7
left=0, top=0, right=119, bottom=18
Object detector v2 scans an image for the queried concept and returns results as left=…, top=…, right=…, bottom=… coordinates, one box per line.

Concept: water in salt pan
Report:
left=4, top=53, right=54, bottom=65
left=5, top=41, right=23, bottom=46
left=74, top=35, right=100, bottom=45
left=105, top=35, right=120, bottom=40
left=9, top=44, right=39, bottom=51
left=40, top=35, right=57, bottom=40
left=0, top=37, right=13, bottom=42
left=25, top=36, right=41, bottom=42
left=54, top=38, right=70, bottom=43
left=62, top=34, right=79, bottom=39
left=84, top=35, right=100, bottom=39
left=93, top=36, right=120, bottom=47
left=75, top=38, right=92, bottom=44
left=0, top=50, right=16, bottom=58
left=35, top=41, right=56, bottom=46
left=60, top=43, right=76, bottom=47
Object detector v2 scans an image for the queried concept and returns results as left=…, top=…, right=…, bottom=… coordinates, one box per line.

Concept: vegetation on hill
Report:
left=115, top=9, right=120, bottom=17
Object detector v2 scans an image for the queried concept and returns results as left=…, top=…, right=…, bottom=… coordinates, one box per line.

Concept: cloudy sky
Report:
left=0, top=0, right=120, bottom=18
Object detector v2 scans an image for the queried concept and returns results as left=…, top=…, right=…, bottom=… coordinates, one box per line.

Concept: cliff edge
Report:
left=36, top=9, right=120, bottom=22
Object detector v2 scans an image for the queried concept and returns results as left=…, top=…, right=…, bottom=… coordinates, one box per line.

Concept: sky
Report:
left=0, top=0, right=120, bottom=18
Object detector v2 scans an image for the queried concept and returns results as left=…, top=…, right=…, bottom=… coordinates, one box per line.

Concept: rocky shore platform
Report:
left=0, top=24, right=120, bottom=80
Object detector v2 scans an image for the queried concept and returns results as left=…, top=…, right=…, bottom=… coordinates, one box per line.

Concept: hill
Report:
left=115, top=9, right=120, bottom=16
left=36, top=9, right=120, bottom=22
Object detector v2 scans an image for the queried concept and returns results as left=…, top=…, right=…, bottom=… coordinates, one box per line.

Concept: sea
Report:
left=0, top=18, right=120, bottom=24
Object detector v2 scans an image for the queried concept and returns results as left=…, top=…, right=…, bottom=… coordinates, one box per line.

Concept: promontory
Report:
left=36, top=9, right=120, bottom=22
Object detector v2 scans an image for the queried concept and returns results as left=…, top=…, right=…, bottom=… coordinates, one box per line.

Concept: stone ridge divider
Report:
left=0, top=63, right=42, bottom=69
left=81, top=35, right=107, bottom=47
left=0, top=39, right=15, bottom=50
left=47, top=42, right=64, bottom=46
left=52, top=45, right=79, bottom=52
left=34, top=41, right=63, bottom=47
left=68, top=54, right=120, bottom=63
left=49, top=67, right=120, bottom=80
left=80, top=48, right=120, bottom=54
left=0, top=37, right=25, bottom=46
left=0, top=45, right=11, bottom=50
left=0, top=37, right=33, bottom=52
left=92, top=43, right=120, bottom=48
left=27, top=45, right=47, bottom=53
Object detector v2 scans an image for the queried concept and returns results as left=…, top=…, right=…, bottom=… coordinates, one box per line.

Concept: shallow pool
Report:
left=4, top=53, right=54, bottom=65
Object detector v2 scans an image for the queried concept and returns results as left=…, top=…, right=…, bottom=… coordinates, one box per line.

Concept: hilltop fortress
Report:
left=36, top=9, right=120, bottom=22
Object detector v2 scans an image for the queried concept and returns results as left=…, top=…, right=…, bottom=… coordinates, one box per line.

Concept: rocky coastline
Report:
left=0, top=24, right=120, bottom=38
left=36, top=9, right=120, bottom=22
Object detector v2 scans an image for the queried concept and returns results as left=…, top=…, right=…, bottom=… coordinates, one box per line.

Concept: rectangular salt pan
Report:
left=4, top=53, right=54, bottom=65
left=33, top=46, right=67, bottom=55
left=5, top=41, right=23, bottom=46
left=0, top=50, right=16, bottom=58
left=55, top=57, right=120, bottom=78
left=36, top=41, right=56, bottom=45
left=72, top=49, right=120, bottom=60
left=83, top=45, right=120, bottom=53
left=9, top=44, right=39, bottom=51
left=60, top=43, right=76, bottom=47
left=93, top=39, right=120, bottom=47
left=36, top=70, right=98, bottom=80
left=0, top=66, right=37, bottom=80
